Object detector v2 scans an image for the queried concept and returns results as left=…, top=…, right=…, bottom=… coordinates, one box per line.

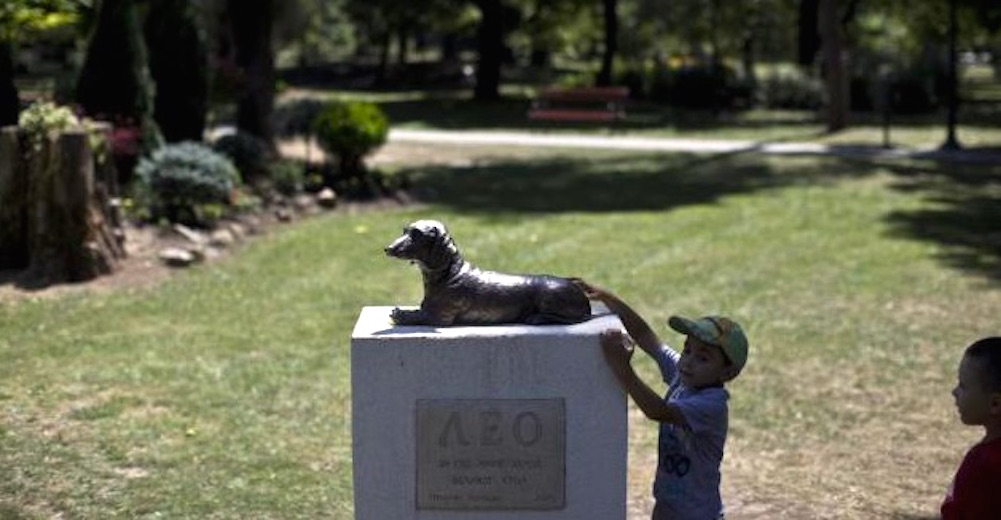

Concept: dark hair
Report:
left=965, top=337, right=1001, bottom=392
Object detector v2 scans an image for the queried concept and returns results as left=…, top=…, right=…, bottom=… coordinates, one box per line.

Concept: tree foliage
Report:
left=0, top=0, right=81, bottom=126
left=0, top=0, right=79, bottom=41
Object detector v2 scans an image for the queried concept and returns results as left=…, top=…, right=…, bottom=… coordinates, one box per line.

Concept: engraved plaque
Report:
left=416, top=398, right=565, bottom=510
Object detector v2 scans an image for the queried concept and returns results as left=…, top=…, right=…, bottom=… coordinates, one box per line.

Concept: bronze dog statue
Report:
left=384, top=220, right=591, bottom=326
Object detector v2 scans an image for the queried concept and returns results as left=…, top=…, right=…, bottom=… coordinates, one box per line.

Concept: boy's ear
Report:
left=990, top=391, right=1001, bottom=415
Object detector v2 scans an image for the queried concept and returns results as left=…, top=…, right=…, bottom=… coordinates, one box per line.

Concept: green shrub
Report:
left=269, top=160, right=305, bottom=196
left=17, top=101, right=110, bottom=161
left=312, top=100, right=388, bottom=178
left=18, top=101, right=81, bottom=149
left=213, top=131, right=274, bottom=184
left=135, top=141, right=239, bottom=225
left=756, top=73, right=824, bottom=110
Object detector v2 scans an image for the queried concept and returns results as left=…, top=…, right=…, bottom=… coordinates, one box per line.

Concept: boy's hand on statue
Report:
left=570, top=278, right=604, bottom=300
left=600, top=329, right=634, bottom=373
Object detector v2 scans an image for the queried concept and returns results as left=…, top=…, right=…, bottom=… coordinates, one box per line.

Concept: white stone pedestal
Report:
left=350, top=306, right=627, bottom=520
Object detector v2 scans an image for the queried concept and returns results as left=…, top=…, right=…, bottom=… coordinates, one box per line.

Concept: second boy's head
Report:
left=668, top=316, right=748, bottom=387
left=953, top=337, right=1001, bottom=427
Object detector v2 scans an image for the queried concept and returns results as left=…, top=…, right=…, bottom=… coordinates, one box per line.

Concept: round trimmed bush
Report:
left=312, top=100, right=388, bottom=178
left=135, top=141, right=239, bottom=224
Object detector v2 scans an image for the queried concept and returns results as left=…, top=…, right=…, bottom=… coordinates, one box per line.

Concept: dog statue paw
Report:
left=390, top=307, right=425, bottom=325
left=384, top=219, right=592, bottom=327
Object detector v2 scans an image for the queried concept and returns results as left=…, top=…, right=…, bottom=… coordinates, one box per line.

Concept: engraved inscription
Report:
left=416, top=399, right=565, bottom=510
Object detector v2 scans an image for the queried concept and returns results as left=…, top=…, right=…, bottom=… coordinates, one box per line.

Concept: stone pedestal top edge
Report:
left=351, top=305, right=620, bottom=340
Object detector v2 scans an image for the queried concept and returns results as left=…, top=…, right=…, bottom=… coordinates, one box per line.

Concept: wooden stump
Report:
left=0, top=126, right=126, bottom=284
left=0, top=127, right=29, bottom=268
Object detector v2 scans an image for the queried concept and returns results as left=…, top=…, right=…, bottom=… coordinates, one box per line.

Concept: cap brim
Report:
left=667, top=316, right=696, bottom=336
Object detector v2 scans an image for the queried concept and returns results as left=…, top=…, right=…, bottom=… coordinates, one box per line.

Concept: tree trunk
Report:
left=742, top=36, right=757, bottom=89
left=819, top=0, right=849, bottom=131
left=0, top=127, right=125, bottom=284
left=798, top=0, right=820, bottom=67
left=0, top=127, right=29, bottom=269
left=76, top=0, right=162, bottom=153
left=440, top=33, right=459, bottom=63
left=376, top=31, right=391, bottom=85
left=473, top=0, right=503, bottom=101
left=596, top=0, right=618, bottom=86
left=227, top=0, right=276, bottom=146
left=396, top=28, right=409, bottom=66
left=0, top=41, right=18, bottom=128
left=145, top=0, right=209, bottom=143
left=529, top=47, right=550, bottom=68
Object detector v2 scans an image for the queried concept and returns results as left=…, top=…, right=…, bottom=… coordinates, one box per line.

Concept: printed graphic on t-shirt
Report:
left=656, top=430, right=692, bottom=499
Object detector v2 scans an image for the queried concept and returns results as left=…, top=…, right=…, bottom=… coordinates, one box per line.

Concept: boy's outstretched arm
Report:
left=600, top=330, right=687, bottom=426
left=572, top=279, right=663, bottom=357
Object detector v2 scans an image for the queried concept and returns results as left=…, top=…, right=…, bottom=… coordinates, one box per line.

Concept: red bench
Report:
left=528, top=86, right=630, bottom=123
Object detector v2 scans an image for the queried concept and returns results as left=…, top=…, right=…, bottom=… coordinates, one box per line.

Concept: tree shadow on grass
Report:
left=401, top=150, right=855, bottom=215
left=882, top=158, right=1001, bottom=285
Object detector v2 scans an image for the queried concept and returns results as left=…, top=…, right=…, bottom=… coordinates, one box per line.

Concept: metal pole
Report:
left=941, top=0, right=961, bottom=150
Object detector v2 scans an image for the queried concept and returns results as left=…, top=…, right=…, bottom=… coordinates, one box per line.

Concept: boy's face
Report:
left=952, top=354, right=1001, bottom=426
left=678, top=336, right=736, bottom=388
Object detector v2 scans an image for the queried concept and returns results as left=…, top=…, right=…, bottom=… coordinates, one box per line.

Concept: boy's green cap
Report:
left=668, top=315, right=748, bottom=373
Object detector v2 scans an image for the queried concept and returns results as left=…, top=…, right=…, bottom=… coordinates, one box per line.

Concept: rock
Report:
left=275, top=208, right=293, bottom=222
left=187, top=245, right=208, bottom=262
left=172, top=223, right=206, bottom=245
left=293, top=194, right=314, bottom=212
left=209, top=229, right=236, bottom=248
left=158, top=247, right=197, bottom=267
left=240, top=215, right=262, bottom=235
left=316, top=188, right=338, bottom=209
left=226, top=222, right=246, bottom=241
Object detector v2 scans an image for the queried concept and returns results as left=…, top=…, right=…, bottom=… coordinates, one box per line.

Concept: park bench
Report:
left=527, top=86, right=629, bottom=123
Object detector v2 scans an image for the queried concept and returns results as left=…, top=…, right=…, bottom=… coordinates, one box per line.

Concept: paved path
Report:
left=389, top=128, right=1001, bottom=164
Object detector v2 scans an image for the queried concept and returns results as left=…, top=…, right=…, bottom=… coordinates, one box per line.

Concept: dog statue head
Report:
left=384, top=219, right=461, bottom=273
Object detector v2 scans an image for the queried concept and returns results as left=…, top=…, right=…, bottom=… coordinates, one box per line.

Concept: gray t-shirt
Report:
left=651, top=344, right=729, bottom=520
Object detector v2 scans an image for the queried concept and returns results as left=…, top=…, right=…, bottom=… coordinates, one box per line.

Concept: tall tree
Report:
left=76, top=0, right=161, bottom=151
left=596, top=0, right=618, bottom=86
left=818, top=0, right=848, bottom=131
left=473, top=0, right=503, bottom=100
left=798, top=0, right=820, bottom=66
left=144, top=0, right=208, bottom=143
left=226, top=0, right=276, bottom=145
left=0, top=41, right=16, bottom=127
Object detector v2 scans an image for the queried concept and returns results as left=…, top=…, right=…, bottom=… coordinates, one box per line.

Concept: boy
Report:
left=575, top=280, right=747, bottom=520
left=942, top=336, right=1001, bottom=519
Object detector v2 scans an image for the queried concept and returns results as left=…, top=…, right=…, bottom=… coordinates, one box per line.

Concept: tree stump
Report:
left=0, top=127, right=29, bottom=269
left=0, top=126, right=126, bottom=285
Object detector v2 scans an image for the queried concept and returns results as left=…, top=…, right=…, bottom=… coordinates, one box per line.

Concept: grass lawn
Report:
left=3, top=142, right=1001, bottom=519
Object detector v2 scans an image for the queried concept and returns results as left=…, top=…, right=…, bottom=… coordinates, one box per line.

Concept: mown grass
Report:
left=2, top=145, right=1001, bottom=519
